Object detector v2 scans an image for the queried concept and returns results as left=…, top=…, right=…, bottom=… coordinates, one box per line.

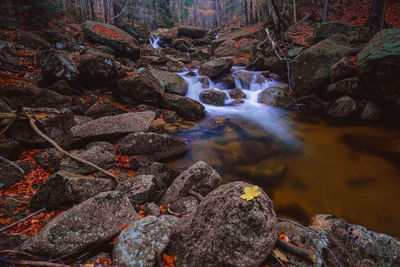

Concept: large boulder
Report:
left=38, top=50, right=79, bottom=85
left=330, top=57, right=356, bottom=83
left=258, top=87, right=295, bottom=108
left=84, top=100, right=126, bottom=119
left=82, top=21, right=140, bottom=58
left=199, top=89, right=227, bottom=106
left=213, top=38, right=257, bottom=58
left=0, top=158, right=25, bottom=189
left=115, top=69, right=163, bottom=104
left=198, top=57, right=233, bottom=79
left=118, top=132, right=189, bottom=161
left=357, top=29, right=400, bottom=111
left=30, top=171, right=114, bottom=210
left=71, top=111, right=156, bottom=144
left=113, top=215, right=178, bottom=267
left=166, top=182, right=278, bottom=267
left=178, top=25, right=206, bottom=39
left=160, top=161, right=222, bottom=205
left=314, top=22, right=372, bottom=44
left=292, top=34, right=353, bottom=96
left=150, top=69, right=188, bottom=96
left=262, top=56, right=288, bottom=76
left=21, top=191, right=140, bottom=257
left=38, top=28, right=78, bottom=50
left=0, top=140, right=24, bottom=161
left=15, top=31, right=51, bottom=50
left=116, top=175, right=160, bottom=208
left=161, top=93, right=205, bottom=119
left=327, top=95, right=357, bottom=118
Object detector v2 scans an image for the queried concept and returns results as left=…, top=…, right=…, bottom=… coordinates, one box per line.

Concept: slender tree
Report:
left=366, top=0, right=388, bottom=34
left=322, top=0, right=329, bottom=22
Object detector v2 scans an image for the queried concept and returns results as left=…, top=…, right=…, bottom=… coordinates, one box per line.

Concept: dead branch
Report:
left=13, top=260, right=69, bottom=267
left=0, top=208, right=46, bottom=232
left=276, top=239, right=316, bottom=263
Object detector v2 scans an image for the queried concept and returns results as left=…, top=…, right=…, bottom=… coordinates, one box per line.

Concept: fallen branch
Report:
left=0, top=208, right=46, bottom=232
left=26, top=114, right=119, bottom=186
left=276, top=239, right=316, bottom=263
left=14, top=259, right=69, bottom=267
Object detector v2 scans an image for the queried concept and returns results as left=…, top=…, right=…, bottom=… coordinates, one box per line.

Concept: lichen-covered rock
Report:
left=160, top=161, right=222, bottom=205
left=30, top=171, right=114, bottom=210
left=136, top=162, right=180, bottom=190
left=116, top=175, right=160, bottom=208
left=327, top=96, right=357, bottom=117
left=166, top=182, right=277, bottom=267
left=0, top=158, right=24, bottom=189
left=35, top=148, right=62, bottom=170
left=71, top=111, right=156, bottom=144
left=21, top=191, right=140, bottom=257
left=0, top=140, right=24, bottom=161
left=327, top=77, right=359, bottom=97
left=38, top=50, right=79, bottom=85
left=84, top=100, right=126, bottom=119
left=199, top=89, right=227, bottom=106
left=314, top=22, right=372, bottom=44
left=357, top=29, right=400, bottom=111
left=169, top=196, right=199, bottom=215
left=198, top=57, right=233, bottom=79
left=161, top=93, right=205, bottom=119
left=113, top=215, right=179, bottom=267
left=258, top=87, right=295, bottom=108
left=292, top=34, right=353, bottom=96
left=150, top=69, right=188, bottom=96
left=82, top=21, right=140, bottom=58
left=118, top=132, right=188, bottom=161
left=178, top=25, right=206, bottom=39
left=235, top=70, right=266, bottom=88
left=330, top=57, right=356, bottom=83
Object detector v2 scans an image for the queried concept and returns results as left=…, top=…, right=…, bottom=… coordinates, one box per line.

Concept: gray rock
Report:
left=262, top=56, right=288, bottom=76
left=0, top=158, right=25, bottom=189
left=258, top=87, right=295, bottom=108
left=161, top=93, right=205, bottom=119
left=297, top=94, right=324, bottom=110
left=169, top=196, right=199, bottom=215
left=38, top=50, right=79, bottom=85
left=118, top=132, right=189, bottom=161
left=113, top=215, right=179, bottom=267
left=330, top=57, right=356, bottom=83
left=30, top=171, right=114, bottom=210
left=71, top=111, right=156, bottom=144
left=327, top=96, right=357, bottom=117
left=198, top=57, right=233, bottom=79
left=161, top=161, right=222, bottom=205
left=143, top=202, right=162, bottom=217
left=229, top=88, right=246, bottom=99
left=314, top=21, right=372, bottom=44
left=235, top=70, right=266, bottom=88
left=150, top=69, right=188, bottom=96
left=136, top=162, right=180, bottom=190
left=199, top=89, right=227, bottom=106
left=86, top=141, right=115, bottom=153
left=361, top=101, right=381, bottom=121
left=84, top=100, right=126, bottom=119
left=21, top=191, right=139, bottom=257
left=166, top=182, right=277, bottom=267
left=178, top=25, right=206, bottom=39
left=35, top=148, right=63, bottom=170
left=117, top=175, right=160, bottom=208
left=327, top=77, right=359, bottom=97
left=15, top=31, right=51, bottom=50
left=0, top=140, right=24, bottom=161
left=47, top=80, right=75, bottom=95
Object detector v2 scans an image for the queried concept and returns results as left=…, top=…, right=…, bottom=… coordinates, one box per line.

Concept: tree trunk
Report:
left=244, top=0, right=248, bottom=25
left=322, top=0, right=329, bottom=22
left=249, top=0, right=254, bottom=24
left=366, top=0, right=388, bottom=34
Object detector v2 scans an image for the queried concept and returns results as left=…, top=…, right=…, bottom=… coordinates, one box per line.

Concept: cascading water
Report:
left=177, top=67, right=298, bottom=145
left=149, top=36, right=161, bottom=48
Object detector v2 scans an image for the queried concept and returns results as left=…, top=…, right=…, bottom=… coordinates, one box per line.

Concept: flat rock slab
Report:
left=71, top=111, right=156, bottom=144
left=21, top=191, right=140, bottom=257
left=113, top=215, right=178, bottom=267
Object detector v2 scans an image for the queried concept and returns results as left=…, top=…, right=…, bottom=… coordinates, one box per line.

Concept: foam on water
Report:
left=149, top=36, right=161, bottom=49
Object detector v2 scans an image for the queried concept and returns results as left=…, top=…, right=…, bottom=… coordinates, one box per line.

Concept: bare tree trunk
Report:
left=366, top=0, right=388, bottom=34
left=322, top=0, right=329, bottom=22
left=244, top=0, right=248, bottom=25
left=249, top=0, right=254, bottom=24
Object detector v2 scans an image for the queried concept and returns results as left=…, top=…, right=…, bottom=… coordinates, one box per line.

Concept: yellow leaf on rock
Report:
left=272, top=248, right=289, bottom=263
left=240, top=186, right=261, bottom=201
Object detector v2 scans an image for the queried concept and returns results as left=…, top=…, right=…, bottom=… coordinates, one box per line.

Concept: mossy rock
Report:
left=314, top=21, right=372, bottom=44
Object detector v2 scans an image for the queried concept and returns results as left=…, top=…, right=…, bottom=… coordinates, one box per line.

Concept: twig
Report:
left=0, top=156, right=25, bottom=174
left=0, top=208, right=46, bottom=232
left=14, top=259, right=69, bottom=266
left=26, top=114, right=119, bottom=186
left=188, top=189, right=204, bottom=202
left=265, top=28, right=282, bottom=60
left=271, top=251, right=284, bottom=266
left=0, top=250, right=39, bottom=259
left=276, top=239, right=316, bottom=263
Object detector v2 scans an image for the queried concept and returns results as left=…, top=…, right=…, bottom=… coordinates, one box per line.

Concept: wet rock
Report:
left=117, top=175, right=160, bottom=207
left=60, top=145, right=115, bottom=175
left=82, top=21, right=140, bottom=58
left=119, top=24, right=149, bottom=43
left=312, top=214, right=400, bottom=266
left=178, top=25, right=206, bottom=39
left=229, top=88, right=246, bottom=99
left=357, top=29, right=400, bottom=111
left=213, top=38, right=257, bottom=58
left=361, top=101, right=381, bottom=121
left=215, top=73, right=235, bottom=89
left=150, top=69, right=188, bottom=96
left=330, top=57, right=356, bottom=83
left=113, top=215, right=178, bottom=267
left=30, top=171, right=114, bottom=210
left=118, top=132, right=189, bottom=161
left=84, top=100, right=126, bottom=119
left=115, top=69, right=162, bottom=104
left=235, top=70, right=266, bottom=88
left=163, top=110, right=179, bottom=123
left=292, top=34, right=352, bottom=96
left=160, top=161, right=222, bottom=205
left=198, top=57, right=233, bottom=79
left=136, top=162, right=180, bottom=190
left=78, top=53, right=124, bottom=88
left=297, top=94, right=324, bottom=110
left=166, top=182, right=277, bottom=267
left=262, top=56, right=288, bottom=76
left=15, top=31, right=51, bottom=50
left=314, top=21, right=372, bottom=44
left=0, top=140, right=24, bottom=161
left=161, top=93, right=205, bottom=119
left=7, top=108, right=74, bottom=148
left=258, top=87, right=295, bottom=108
left=327, top=77, right=359, bottom=97
left=199, top=89, right=227, bottom=106
left=35, top=148, right=62, bottom=170
left=47, top=80, right=76, bottom=95
left=0, top=233, right=29, bottom=250
left=327, top=96, right=357, bottom=117
left=71, top=111, right=155, bottom=144
left=38, top=50, right=79, bottom=85
left=21, top=191, right=139, bottom=257
left=169, top=196, right=198, bottom=215
left=24, top=72, right=43, bottom=85
left=0, top=158, right=25, bottom=189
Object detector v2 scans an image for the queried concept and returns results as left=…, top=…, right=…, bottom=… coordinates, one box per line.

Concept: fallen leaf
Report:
left=272, top=248, right=289, bottom=263
left=240, top=186, right=261, bottom=201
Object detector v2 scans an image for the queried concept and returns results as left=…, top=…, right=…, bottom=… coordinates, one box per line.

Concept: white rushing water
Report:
left=149, top=36, right=161, bottom=48
left=177, top=67, right=298, bottom=144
